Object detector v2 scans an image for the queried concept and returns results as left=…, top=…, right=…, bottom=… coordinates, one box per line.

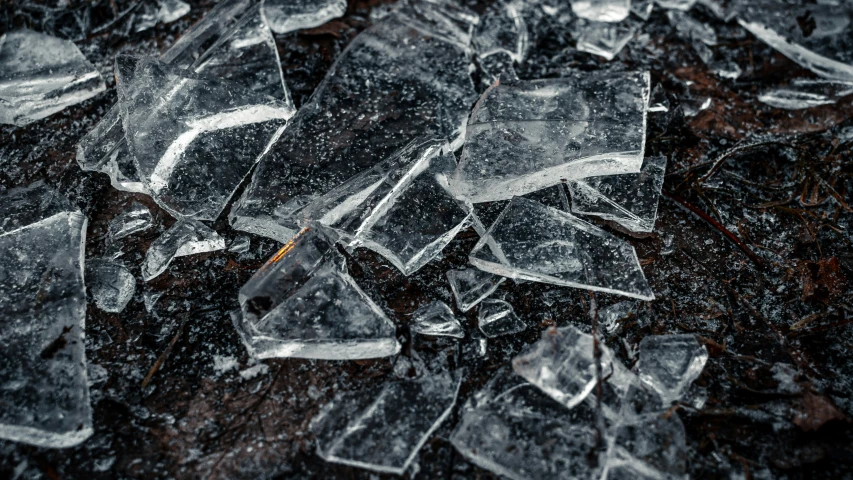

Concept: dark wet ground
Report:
left=1, top=0, right=852, bottom=478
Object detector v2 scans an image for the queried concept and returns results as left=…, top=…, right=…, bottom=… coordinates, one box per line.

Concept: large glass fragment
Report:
left=447, top=268, right=506, bottom=312
left=231, top=4, right=478, bottom=242
left=77, top=0, right=291, bottom=193
left=86, top=259, right=136, bottom=313
left=235, top=228, right=400, bottom=360
left=571, top=0, right=630, bottom=23
left=108, top=202, right=153, bottom=241
left=478, top=298, right=526, bottom=337
left=637, top=334, right=708, bottom=403
left=567, top=155, right=667, bottom=233
left=469, top=197, right=655, bottom=300
left=261, top=0, right=347, bottom=34
left=301, top=137, right=471, bottom=275
left=141, top=219, right=225, bottom=281
left=0, top=29, right=106, bottom=126
left=451, top=72, right=650, bottom=203
left=0, top=185, right=92, bottom=447
left=575, top=19, right=638, bottom=61
left=116, top=56, right=294, bottom=220
left=311, top=373, right=460, bottom=474
left=410, top=301, right=465, bottom=338
left=738, top=1, right=853, bottom=81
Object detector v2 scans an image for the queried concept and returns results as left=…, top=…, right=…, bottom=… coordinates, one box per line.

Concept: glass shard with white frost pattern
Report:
left=231, top=4, right=478, bottom=242
left=469, top=197, right=654, bottom=300
left=637, top=334, right=708, bottom=403
left=451, top=72, right=650, bottom=203
left=0, top=29, right=105, bottom=126
left=108, top=202, right=153, bottom=241
left=571, top=0, right=630, bottom=23
left=0, top=186, right=92, bottom=448
left=261, top=0, right=347, bottom=34
left=116, top=56, right=294, bottom=220
left=141, top=219, right=225, bottom=281
left=575, top=19, right=637, bottom=61
left=86, top=259, right=136, bottom=313
left=311, top=373, right=460, bottom=475
left=478, top=298, right=525, bottom=337
left=410, top=301, right=465, bottom=338
left=447, top=268, right=506, bottom=312
left=301, top=137, right=472, bottom=275
left=235, top=228, right=400, bottom=360
left=568, top=155, right=667, bottom=232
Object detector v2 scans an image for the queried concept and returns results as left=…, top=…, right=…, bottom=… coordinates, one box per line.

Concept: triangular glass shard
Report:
left=0, top=29, right=105, bottom=126
left=235, top=228, right=400, bottom=360
left=451, top=71, right=650, bottom=203
left=86, top=259, right=136, bottom=313
left=631, top=0, right=654, bottom=21
left=0, top=186, right=92, bottom=448
left=301, top=137, right=472, bottom=275
left=478, top=298, right=526, bottom=337
left=108, top=202, right=153, bottom=241
left=141, top=219, right=225, bottom=281
left=261, top=0, right=347, bottom=34
left=575, top=18, right=638, bottom=61
left=447, top=268, right=506, bottom=312
left=738, top=1, right=853, bottom=81
left=451, top=370, right=601, bottom=480
left=567, top=155, right=667, bottom=233
left=469, top=197, right=654, bottom=300
left=77, top=0, right=291, bottom=193
left=637, top=334, right=708, bottom=404
left=410, top=301, right=465, bottom=338
left=231, top=4, right=478, bottom=242
left=116, top=56, right=294, bottom=220
left=311, top=373, right=460, bottom=474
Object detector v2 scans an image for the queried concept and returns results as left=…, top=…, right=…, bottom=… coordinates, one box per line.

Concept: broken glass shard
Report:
left=116, top=56, right=294, bottom=220
left=141, top=219, right=225, bottom=281
left=77, top=0, right=291, bottom=193
left=108, top=202, right=153, bottom=241
left=311, top=373, right=460, bottom=475
left=452, top=72, right=650, bottom=203
left=228, top=235, right=251, bottom=254
left=478, top=298, right=526, bottom=337
left=575, top=18, right=638, bottom=61
left=473, top=1, right=528, bottom=63
left=0, top=29, right=106, bottom=126
left=0, top=187, right=92, bottom=447
left=648, top=84, right=670, bottom=113
left=631, top=0, right=654, bottom=21
left=235, top=228, right=400, bottom=360
left=0, top=181, right=72, bottom=234
left=301, top=137, right=472, bottom=275
left=447, top=268, right=506, bottom=312
left=600, top=300, right=638, bottom=333
left=697, top=0, right=739, bottom=22
left=451, top=371, right=601, bottom=480
left=758, top=79, right=853, bottom=110
left=637, top=334, right=708, bottom=403
left=603, top=413, right=688, bottom=479
left=231, top=5, right=478, bottom=242
left=667, top=10, right=717, bottom=46
left=86, top=259, right=136, bottom=313
left=738, top=1, right=853, bottom=81
left=571, top=0, right=630, bottom=23
left=262, top=0, right=347, bottom=34
left=567, top=155, right=667, bottom=233
left=135, top=0, right=191, bottom=32
left=656, top=0, right=697, bottom=10
left=470, top=197, right=654, bottom=300
left=410, top=301, right=465, bottom=338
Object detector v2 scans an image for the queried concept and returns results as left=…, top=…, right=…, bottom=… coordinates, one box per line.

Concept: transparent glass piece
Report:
left=0, top=29, right=106, bottom=126
left=77, top=0, right=291, bottom=193
left=568, top=155, right=667, bottom=233
left=571, top=0, right=630, bottom=22
left=637, top=334, right=708, bottom=403
left=697, top=0, right=740, bottom=22
left=228, top=235, right=251, bottom=254
left=261, top=0, right=347, bottom=34
left=141, top=219, right=225, bottom=281
left=0, top=181, right=72, bottom=235
left=311, top=373, right=460, bottom=475
left=631, top=0, right=654, bottom=21
left=469, top=197, right=655, bottom=300
left=135, top=0, right=191, bottom=32
left=410, top=301, right=465, bottom=338
left=116, top=56, right=294, bottom=220
left=0, top=194, right=91, bottom=448
left=301, top=137, right=472, bottom=275
left=667, top=10, right=717, bottom=46
left=655, top=0, right=698, bottom=10
left=451, top=372, right=601, bottom=480
left=447, top=268, right=506, bottom=312
left=603, top=413, right=688, bottom=480
left=575, top=18, right=638, bottom=61
left=600, top=300, right=638, bottom=333
left=738, top=1, right=853, bottom=81
left=758, top=79, right=853, bottom=110
left=86, top=259, right=136, bottom=313
left=108, top=202, right=153, bottom=241
left=473, top=1, right=528, bottom=63
left=478, top=298, right=525, bottom=337
left=648, top=84, right=670, bottom=113
left=231, top=6, right=478, bottom=241
left=452, top=72, right=650, bottom=203
left=235, top=228, right=400, bottom=360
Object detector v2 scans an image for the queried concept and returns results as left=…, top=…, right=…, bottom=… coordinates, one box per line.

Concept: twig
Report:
left=141, top=313, right=189, bottom=388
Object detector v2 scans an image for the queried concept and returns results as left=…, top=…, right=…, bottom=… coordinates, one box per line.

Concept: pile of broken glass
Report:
left=4, top=0, right=848, bottom=475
